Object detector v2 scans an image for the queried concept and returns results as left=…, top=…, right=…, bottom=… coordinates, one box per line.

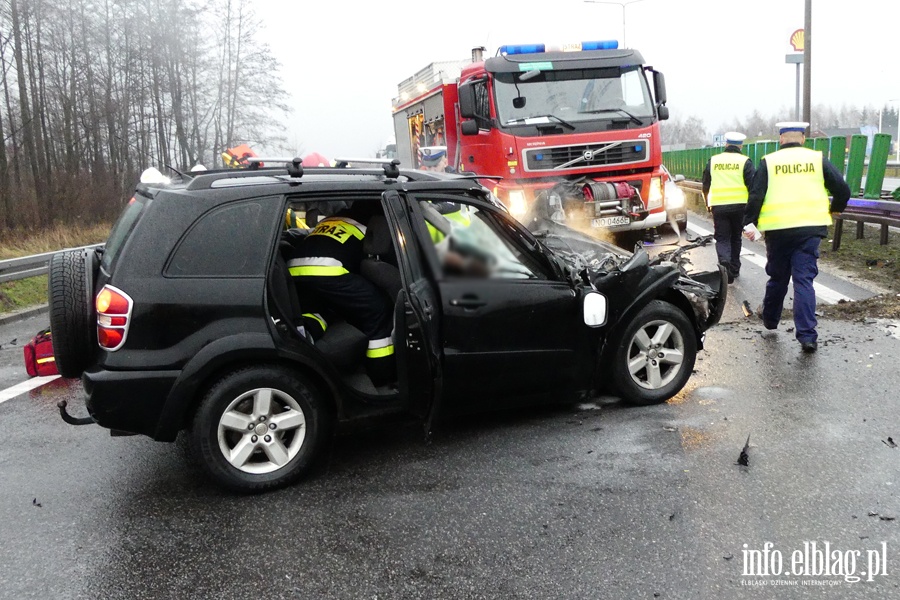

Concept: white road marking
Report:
left=686, top=222, right=851, bottom=304
left=0, top=375, right=61, bottom=406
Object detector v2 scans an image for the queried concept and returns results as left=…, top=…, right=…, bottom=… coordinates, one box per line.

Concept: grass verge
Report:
left=683, top=188, right=900, bottom=318
left=819, top=223, right=900, bottom=294
left=0, top=223, right=110, bottom=314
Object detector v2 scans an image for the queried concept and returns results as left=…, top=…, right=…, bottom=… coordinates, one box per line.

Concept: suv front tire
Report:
left=612, top=300, right=697, bottom=406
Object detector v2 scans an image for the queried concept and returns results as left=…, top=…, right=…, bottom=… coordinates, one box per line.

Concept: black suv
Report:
left=50, top=160, right=726, bottom=492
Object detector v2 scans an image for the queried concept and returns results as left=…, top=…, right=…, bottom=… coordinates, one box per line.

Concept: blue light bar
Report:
left=500, top=44, right=546, bottom=55
left=500, top=40, right=619, bottom=56
left=581, top=40, right=619, bottom=50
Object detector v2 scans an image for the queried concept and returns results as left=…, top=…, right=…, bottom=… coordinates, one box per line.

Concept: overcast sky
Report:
left=258, top=0, right=898, bottom=158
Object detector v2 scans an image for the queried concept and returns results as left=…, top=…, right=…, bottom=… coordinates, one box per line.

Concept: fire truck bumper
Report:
left=590, top=210, right=667, bottom=231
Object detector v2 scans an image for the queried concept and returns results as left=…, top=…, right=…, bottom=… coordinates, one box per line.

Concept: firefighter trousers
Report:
left=294, top=273, right=396, bottom=386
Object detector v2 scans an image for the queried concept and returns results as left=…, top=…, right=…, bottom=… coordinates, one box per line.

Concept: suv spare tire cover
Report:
left=48, top=249, right=97, bottom=378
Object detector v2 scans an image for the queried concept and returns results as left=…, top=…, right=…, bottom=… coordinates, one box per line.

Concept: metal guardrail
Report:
left=676, top=181, right=900, bottom=250
left=0, top=244, right=103, bottom=284
left=664, top=134, right=898, bottom=200
left=677, top=180, right=900, bottom=220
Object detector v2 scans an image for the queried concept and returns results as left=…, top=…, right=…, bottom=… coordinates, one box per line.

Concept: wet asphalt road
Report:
left=1, top=219, right=899, bottom=599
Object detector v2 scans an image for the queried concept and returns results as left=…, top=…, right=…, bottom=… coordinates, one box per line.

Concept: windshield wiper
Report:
left=506, top=114, right=575, bottom=130
left=580, top=108, right=643, bottom=125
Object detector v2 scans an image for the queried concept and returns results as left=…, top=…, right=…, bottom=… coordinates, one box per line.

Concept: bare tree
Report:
left=0, top=0, right=290, bottom=232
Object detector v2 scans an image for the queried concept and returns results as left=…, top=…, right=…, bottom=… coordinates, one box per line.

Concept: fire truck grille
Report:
left=523, top=141, right=648, bottom=172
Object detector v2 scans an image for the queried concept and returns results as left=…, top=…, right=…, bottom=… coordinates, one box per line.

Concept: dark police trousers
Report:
left=762, top=234, right=820, bottom=343
left=712, top=205, right=744, bottom=278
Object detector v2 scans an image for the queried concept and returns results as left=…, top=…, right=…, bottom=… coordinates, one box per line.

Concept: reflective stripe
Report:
left=288, top=256, right=348, bottom=276
left=302, top=312, right=327, bottom=331
left=366, top=344, right=395, bottom=358
left=366, top=336, right=394, bottom=358
left=287, top=256, right=344, bottom=268
left=708, top=154, right=750, bottom=206
left=759, top=147, right=831, bottom=231
left=36, top=357, right=56, bottom=364
left=289, top=265, right=348, bottom=276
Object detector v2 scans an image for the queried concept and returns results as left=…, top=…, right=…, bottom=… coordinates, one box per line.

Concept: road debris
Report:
left=32, top=498, right=41, bottom=508
left=737, top=434, right=751, bottom=467
left=884, top=437, right=897, bottom=448
left=741, top=300, right=753, bottom=318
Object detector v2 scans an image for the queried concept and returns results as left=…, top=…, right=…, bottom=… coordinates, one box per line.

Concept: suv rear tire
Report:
left=48, top=249, right=97, bottom=378
left=189, top=367, right=330, bottom=492
left=612, top=300, right=696, bottom=405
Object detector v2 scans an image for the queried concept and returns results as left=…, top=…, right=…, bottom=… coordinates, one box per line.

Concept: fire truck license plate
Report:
left=592, top=216, right=631, bottom=228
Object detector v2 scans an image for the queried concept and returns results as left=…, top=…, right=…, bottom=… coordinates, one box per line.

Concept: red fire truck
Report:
left=391, top=42, right=673, bottom=239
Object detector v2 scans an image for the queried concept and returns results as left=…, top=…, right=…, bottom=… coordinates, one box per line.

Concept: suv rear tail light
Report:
left=96, top=285, right=133, bottom=351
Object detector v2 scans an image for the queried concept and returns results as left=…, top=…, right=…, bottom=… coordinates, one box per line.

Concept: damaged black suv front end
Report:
left=528, top=218, right=727, bottom=347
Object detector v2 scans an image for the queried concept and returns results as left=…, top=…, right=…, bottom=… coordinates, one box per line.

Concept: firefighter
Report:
left=221, top=143, right=256, bottom=168
left=286, top=201, right=395, bottom=385
left=742, top=122, right=851, bottom=353
left=424, top=200, right=471, bottom=243
left=702, top=132, right=755, bottom=283
left=419, top=146, right=449, bottom=172
left=285, top=207, right=308, bottom=230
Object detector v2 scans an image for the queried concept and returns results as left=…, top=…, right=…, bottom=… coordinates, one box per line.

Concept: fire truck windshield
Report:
left=494, top=66, right=655, bottom=129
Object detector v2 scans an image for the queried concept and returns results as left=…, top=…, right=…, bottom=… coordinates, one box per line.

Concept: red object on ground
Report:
left=23, top=328, right=58, bottom=377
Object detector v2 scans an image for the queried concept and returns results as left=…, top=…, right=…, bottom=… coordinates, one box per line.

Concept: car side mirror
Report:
left=657, top=105, right=669, bottom=121
left=674, top=174, right=685, bottom=182
left=583, top=291, right=607, bottom=327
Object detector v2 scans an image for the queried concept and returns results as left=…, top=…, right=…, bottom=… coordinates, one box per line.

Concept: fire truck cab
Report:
left=392, top=42, right=672, bottom=242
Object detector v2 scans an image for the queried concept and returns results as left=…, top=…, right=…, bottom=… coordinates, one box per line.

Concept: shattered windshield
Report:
left=494, top=65, right=654, bottom=128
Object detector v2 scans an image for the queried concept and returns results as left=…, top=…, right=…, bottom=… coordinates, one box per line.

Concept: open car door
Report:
left=382, top=191, right=443, bottom=428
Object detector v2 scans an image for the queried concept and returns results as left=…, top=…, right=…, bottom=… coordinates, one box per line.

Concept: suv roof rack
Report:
left=243, top=156, right=402, bottom=178
left=333, top=157, right=401, bottom=178
left=182, top=159, right=417, bottom=190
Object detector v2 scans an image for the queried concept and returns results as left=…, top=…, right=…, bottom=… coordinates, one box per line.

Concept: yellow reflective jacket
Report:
left=758, top=147, right=831, bottom=232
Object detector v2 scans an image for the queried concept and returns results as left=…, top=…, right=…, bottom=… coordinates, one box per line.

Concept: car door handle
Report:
left=450, top=297, right=486, bottom=308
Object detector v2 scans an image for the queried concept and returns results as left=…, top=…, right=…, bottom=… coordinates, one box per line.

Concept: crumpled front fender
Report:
left=673, top=264, right=729, bottom=330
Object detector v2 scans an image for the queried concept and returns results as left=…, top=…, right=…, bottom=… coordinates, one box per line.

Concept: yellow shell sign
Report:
left=790, top=29, right=804, bottom=52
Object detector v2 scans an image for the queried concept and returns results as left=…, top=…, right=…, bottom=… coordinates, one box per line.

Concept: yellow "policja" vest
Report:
left=758, top=147, right=831, bottom=232
left=708, top=153, right=750, bottom=206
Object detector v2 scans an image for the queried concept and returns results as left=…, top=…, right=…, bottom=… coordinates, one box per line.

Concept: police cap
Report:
left=724, top=132, right=747, bottom=145
left=419, top=146, right=447, bottom=166
left=776, top=121, right=809, bottom=134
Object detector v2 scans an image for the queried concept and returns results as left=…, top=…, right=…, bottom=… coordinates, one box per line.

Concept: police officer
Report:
left=287, top=202, right=396, bottom=385
left=702, top=131, right=755, bottom=283
left=419, top=146, right=449, bottom=172
left=743, top=122, right=851, bottom=353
